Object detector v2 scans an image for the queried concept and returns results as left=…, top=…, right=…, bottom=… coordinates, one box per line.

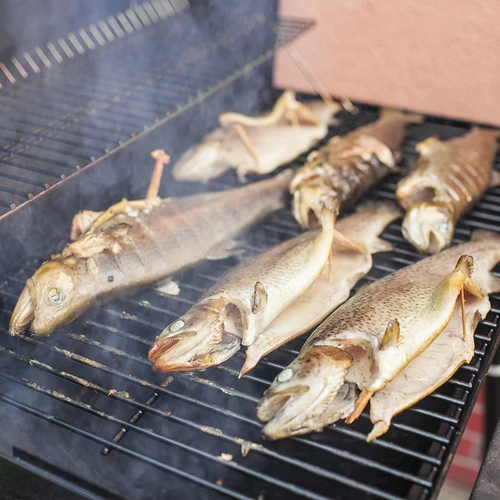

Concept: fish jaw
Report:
left=9, top=283, right=35, bottom=335
left=401, top=202, right=454, bottom=253
left=149, top=298, right=242, bottom=372
left=258, top=346, right=352, bottom=440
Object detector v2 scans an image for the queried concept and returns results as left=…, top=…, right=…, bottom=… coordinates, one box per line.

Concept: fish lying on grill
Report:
left=240, top=201, right=401, bottom=377
left=257, top=235, right=498, bottom=440
left=172, top=90, right=341, bottom=182
left=396, top=128, right=500, bottom=254
left=9, top=169, right=293, bottom=337
left=368, top=288, right=492, bottom=442
left=290, top=109, right=423, bottom=228
left=148, top=200, right=363, bottom=372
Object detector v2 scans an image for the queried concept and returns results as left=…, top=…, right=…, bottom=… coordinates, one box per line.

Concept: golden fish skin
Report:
left=397, top=127, right=500, bottom=253
left=9, top=171, right=292, bottom=337
left=172, top=91, right=340, bottom=182
left=290, top=109, right=422, bottom=228
left=148, top=202, right=340, bottom=372
left=240, top=201, right=401, bottom=377
left=258, top=232, right=500, bottom=440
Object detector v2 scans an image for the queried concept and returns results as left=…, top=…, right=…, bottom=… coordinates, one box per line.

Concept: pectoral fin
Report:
left=381, top=319, right=402, bottom=350
left=252, top=282, right=268, bottom=314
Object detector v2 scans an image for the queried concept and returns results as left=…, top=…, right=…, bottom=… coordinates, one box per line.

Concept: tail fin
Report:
left=456, top=255, right=473, bottom=278
left=381, top=108, right=424, bottom=124
left=319, top=199, right=340, bottom=233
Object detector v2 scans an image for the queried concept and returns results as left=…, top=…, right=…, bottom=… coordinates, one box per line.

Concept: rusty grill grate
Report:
left=0, top=105, right=499, bottom=499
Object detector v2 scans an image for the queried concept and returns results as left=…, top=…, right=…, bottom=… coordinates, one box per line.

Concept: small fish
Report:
left=148, top=201, right=351, bottom=372
left=257, top=235, right=499, bottom=440
left=172, top=90, right=340, bottom=182
left=9, top=170, right=293, bottom=337
left=290, top=109, right=422, bottom=228
left=240, top=201, right=400, bottom=377
left=397, top=127, right=500, bottom=253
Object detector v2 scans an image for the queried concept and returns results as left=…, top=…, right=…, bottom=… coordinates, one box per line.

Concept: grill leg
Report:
left=486, top=346, right=500, bottom=443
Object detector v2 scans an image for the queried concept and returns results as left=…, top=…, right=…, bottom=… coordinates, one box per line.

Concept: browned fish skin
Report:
left=9, top=171, right=292, bottom=337
left=290, top=109, right=422, bottom=227
left=397, top=127, right=500, bottom=253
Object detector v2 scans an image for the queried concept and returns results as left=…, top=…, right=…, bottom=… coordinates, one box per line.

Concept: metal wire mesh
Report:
left=0, top=105, right=498, bottom=499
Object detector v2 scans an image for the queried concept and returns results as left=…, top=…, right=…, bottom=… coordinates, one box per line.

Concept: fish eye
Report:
left=48, top=288, right=63, bottom=304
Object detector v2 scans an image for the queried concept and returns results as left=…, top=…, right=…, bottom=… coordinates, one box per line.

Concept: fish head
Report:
left=402, top=202, right=454, bottom=254
left=148, top=297, right=242, bottom=372
left=257, top=346, right=352, bottom=439
left=172, top=139, right=227, bottom=181
left=9, top=258, right=87, bottom=336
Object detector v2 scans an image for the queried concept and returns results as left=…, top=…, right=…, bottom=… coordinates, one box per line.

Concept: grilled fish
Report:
left=172, top=91, right=340, bottom=182
left=290, top=109, right=422, bottom=228
left=240, top=201, right=401, bottom=377
left=9, top=170, right=293, bottom=337
left=368, top=294, right=489, bottom=442
left=397, top=127, right=500, bottom=253
left=257, top=236, right=497, bottom=440
left=148, top=201, right=353, bottom=372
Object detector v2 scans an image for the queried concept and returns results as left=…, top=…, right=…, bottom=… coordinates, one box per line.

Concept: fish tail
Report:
left=456, top=255, right=474, bottom=278
left=319, top=198, right=340, bottom=233
left=381, top=108, right=424, bottom=124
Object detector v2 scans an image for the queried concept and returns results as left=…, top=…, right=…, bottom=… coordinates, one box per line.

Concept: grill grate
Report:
left=0, top=7, right=313, bottom=219
left=0, top=106, right=499, bottom=499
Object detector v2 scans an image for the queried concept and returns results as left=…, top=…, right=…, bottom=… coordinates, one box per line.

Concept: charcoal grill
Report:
left=0, top=1, right=499, bottom=499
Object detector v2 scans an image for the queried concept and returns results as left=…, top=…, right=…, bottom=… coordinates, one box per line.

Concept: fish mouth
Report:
left=402, top=202, right=454, bottom=254
left=149, top=330, right=241, bottom=372
left=9, top=281, right=36, bottom=336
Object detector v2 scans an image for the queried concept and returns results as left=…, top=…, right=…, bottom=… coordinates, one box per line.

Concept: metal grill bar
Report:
left=1, top=100, right=499, bottom=498
left=0, top=13, right=314, bottom=218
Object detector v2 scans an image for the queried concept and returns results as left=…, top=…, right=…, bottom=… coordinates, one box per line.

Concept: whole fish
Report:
left=290, top=109, right=422, bottom=228
left=148, top=201, right=349, bottom=372
left=257, top=236, right=497, bottom=440
left=368, top=230, right=500, bottom=441
left=397, top=127, right=500, bottom=253
left=240, top=201, right=400, bottom=377
left=172, top=90, right=340, bottom=182
left=9, top=170, right=293, bottom=337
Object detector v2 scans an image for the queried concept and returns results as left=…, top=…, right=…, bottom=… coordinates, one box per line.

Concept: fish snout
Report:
left=9, top=284, right=35, bottom=335
left=402, top=202, right=454, bottom=254
left=148, top=305, right=241, bottom=372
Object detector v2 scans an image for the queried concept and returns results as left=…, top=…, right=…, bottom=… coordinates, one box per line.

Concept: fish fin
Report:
left=207, top=239, right=244, bottom=260
left=472, top=310, right=484, bottom=332
left=381, top=319, right=402, bottom=350
left=470, top=229, right=500, bottom=242
left=366, top=421, right=390, bottom=442
left=380, top=109, right=424, bottom=124
left=252, top=282, right=268, bottom=314
left=332, top=230, right=366, bottom=255
left=345, top=389, right=374, bottom=424
left=415, top=135, right=441, bottom=155
left=154, top=279, right=180, bottom=296
left=319, top=200, right=340, bottom=232
left=489, top=170, right=500, bottom=188
left=367, top=238, right=394, bottom=254
left=70, top=210, right=103, bottom=240
left=454, top=255, right=484, bottom=299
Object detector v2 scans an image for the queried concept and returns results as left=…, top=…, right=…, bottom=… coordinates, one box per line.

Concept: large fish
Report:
left=290, top=109, right=422, bottom=228
left=240, top=201, right=400, bottom=377
left=9, top=170, right=293, bottom=337
left=148, top=201, right=350, bottom=372
left=396, top=127, right=500, bottom=253
left=257, top=235, right=500, bottom=440
left=172, top=91, right=340, bottom=182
